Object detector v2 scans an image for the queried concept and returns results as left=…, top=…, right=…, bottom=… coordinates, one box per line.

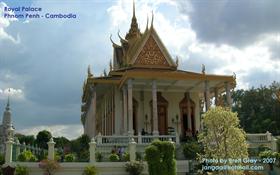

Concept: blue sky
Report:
left=0, top=0, right=279, bottom=139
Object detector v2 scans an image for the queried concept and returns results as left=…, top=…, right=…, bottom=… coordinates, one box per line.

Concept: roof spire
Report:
left=125, top=0, right=140, bottom=40
left=151, top=11, right=154, bottom=28
left=6, top=88, right=10, bottom=111
left=87, top=65, right=93, bottom=78
left=133, top=0, right=136, bottom=18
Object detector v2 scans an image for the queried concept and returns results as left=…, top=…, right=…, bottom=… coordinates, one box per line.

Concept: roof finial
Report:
left=175, top=56, right=179, bottom=67
left=145, top=14, right=149, bottom=31
left=133, top=0, right=136, bottom=18
left=87, top=65, right=93, bottom=77
left=151, top=11, right=154, bottom=28
left=6, top=88, right=10, bottom=110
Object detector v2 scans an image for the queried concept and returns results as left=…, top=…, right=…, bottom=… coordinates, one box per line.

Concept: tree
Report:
left=70, top=134, right=90, bottom=161
left=199, top=107, right=248, bottom=174
left=232, top=81, right=280, bottom=135
left=36, top=130, right=52, bottom=149
left=15, top=133, right=36, bottom=145
left=53, top=137, right=70, bottom=149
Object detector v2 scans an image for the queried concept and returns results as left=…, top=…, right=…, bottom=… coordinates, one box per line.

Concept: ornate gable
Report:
left=135, top=36, right=169, bottom=66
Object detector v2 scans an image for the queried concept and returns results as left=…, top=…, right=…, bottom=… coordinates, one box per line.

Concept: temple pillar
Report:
left=225, top=82, right=232, bottom=108
left=127, top=79, right=134, bottom=136
left=92, top=85, right=97, bottom=137
left=104, top=97, right=107, bottom=135
left=122, top=87, right=128, bottom=135
left=204, top=80, right=210, bottom=111
left=152, top=80, right=159, bottom=135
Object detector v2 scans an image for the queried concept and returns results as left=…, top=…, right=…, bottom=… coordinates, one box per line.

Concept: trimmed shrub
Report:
left=64, top=153, right=75, bottom=162
left=145, top=140, right=176, bottom=175
left=83, top=165, right=98, bottom=175
left=122, top=152, right=130, bottom=162
left=136, top=152, right=142, bottom=161
left=17, top=150, right=37, bottom=162
left=125, top=161, right=144, bottom=175
left=109, top=153, right=119, bottom=162
left=182, top=141, right=202, bottom=160
left=95, top=152, right=103, bottom=162
left=15, top=165, right=29, bottom=175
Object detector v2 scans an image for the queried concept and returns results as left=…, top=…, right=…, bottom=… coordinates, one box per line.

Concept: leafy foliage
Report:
left=95, top=152, right=103, bottom=162
left=259, top=150, right=279, bottom=159
left=0, top=154, right=4, bottom=165
left=83, top=165, right=98, bottom=175
left=15, top=165, right=29, bottom=175
left=17, top=150, right=37, bottom=162
left=15, top=134, right=36, bottom=145
left=64, top=153, right=76, bottom=162
left=232, top=81, right=280, bottom=135
left=199, top=107, right=248, bottom=174
left=70, top=134, right=90, bottom=161
left=36, top=130, right=52, bottom=149
left=125, top=161, right=144, bottom=175
left=145, top=140, right=176, bottom=175
left=39, top=159, right=60, bottom=175
left=109, top=153, right=119, bottom=162
left=53, top=137, right=70, bottom=149
left=182, top=140, right=202, bottom=160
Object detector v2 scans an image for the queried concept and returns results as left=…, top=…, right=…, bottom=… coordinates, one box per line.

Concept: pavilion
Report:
left=81, top=2, right=235, bottom=140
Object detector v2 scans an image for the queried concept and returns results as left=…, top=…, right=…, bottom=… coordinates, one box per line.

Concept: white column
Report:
left=225, top=82, right=232, bottom=108
left=104, top=97, right=107, bottom=135
left=127, top=79, right=134, bottom=136
left=47, top=138, right=55, bottom=160
left=5, top=139, right=13, bottom=164
left=89, top=138, right=96, bottom=163
left=122, top=87, right=128, bottom=135
left=152, top=80, right=159, bottom=135
left=111, top=89, right=114, bottom=135
left=92, top=86, right=97, bottom=137
left=204, top=80, right=210, bottom=111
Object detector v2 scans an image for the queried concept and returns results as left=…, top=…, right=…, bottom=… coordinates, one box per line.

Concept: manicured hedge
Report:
left=145, top=140, right=176, bottom=175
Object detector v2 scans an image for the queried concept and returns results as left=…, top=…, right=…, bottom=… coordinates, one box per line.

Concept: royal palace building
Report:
left=81, top=3, right=235, bottom=140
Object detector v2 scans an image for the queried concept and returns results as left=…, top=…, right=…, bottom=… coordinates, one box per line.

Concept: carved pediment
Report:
left=135, top=36, right=169, bottom=66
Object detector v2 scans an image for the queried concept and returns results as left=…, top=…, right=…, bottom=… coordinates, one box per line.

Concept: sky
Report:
left=0, top=0, right=279, bottom=140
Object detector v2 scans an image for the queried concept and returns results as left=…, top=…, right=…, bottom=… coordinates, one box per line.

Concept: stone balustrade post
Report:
left=5, top=138, right=14, bottom=164
left=176, top=132, right=180, bottom=144
left=266, top=131, right=272, bottom=141
left=138, top=132, right=142, bottom=144
left=23, top=142, right=26, bottom=151
left=129, top=138, right=136, bottom=162
left=272, top=138, right=278, bottom=152
left=96, top=132, right=102, bottom=144
left=89, top=138, right=97, bottom=163
left=15, top=138, right=20, bottom=158
left=47, top=137, right=55, bottom=160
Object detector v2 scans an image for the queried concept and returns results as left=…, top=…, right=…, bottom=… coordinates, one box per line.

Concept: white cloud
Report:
left=0, top=2, right=20, bottom=43
left=17, top=124, right=83, bottom=140
left=0, top=87, right=25, bottom=100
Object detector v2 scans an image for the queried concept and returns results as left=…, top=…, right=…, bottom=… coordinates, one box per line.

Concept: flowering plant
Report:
left=38, top=159, right=60, bottom=175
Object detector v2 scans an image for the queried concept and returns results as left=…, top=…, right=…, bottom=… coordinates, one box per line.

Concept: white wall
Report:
left=7, top=161, right=188, bottom=175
